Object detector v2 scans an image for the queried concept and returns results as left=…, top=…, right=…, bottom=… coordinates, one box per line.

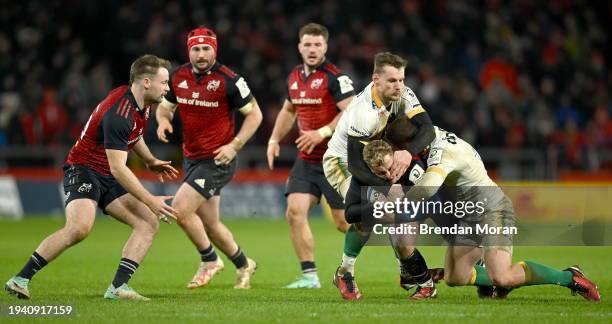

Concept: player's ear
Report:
left=372, top=73, right=379, bottom=84
left=142, top=76, right=151, bottom=90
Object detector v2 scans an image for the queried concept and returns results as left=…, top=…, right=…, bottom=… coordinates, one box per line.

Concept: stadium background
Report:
left=0, top=0, right=610, bottom=218
left=0, top=1, right=610, bottom=322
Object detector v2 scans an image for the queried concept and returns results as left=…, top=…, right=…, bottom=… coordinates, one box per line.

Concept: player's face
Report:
left=298, top=34, right=327, bottom=68
left=145, top=67, right=170, bottom=104
left=190, top=44, right=215, bottom=72
left=373, top=66, right=405, bottom=102
left=370, top=154, right=393, bottom=180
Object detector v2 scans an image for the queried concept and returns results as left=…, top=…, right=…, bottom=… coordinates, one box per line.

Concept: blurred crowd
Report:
left=0, top=0, right=610, bottom=171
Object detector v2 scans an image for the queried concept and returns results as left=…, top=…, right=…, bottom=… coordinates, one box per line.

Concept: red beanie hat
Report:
left=187, top=27, right=218, bottom=56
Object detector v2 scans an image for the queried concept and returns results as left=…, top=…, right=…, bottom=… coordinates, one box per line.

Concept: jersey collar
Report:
left=126, top=87, right=143, bottom=113
left=300, top=58, right=327, bottom=79
left=191, top=61, right=221, bottom=82
left=370, top=84, right=394, bottom=115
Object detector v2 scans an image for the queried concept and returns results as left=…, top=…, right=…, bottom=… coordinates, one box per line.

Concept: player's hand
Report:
left=146, top=159, right=179, bottom=183
left=146, top=195, right=178, bottom=224
left=390, top=150, right=412, bottom=183
left=213, top=144, right=237, bottom=165
left=156, top=120, right=173, bottom=143
left=267, top=142, right=280, bottom=170
left=295, top=130, right=324, bottom=154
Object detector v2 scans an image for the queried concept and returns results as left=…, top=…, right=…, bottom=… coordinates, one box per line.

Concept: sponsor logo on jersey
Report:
left=176, top=96, right=219, bottom=107
left=290, top=81, right=298, bottom=90
left=78, top=183, right=92, bottom=193
left=311, top=78, right=323, bottom=89
left=291, top=97, right=323, bottom=105
left=178, top=80, right=189, bottom=89
left=192, top=92, right=199, bottom=99
left=349, top=126, right=370, bottom=137
left=300, top=91, right=306, bottom=97
left=235, top=77, right=251, bottom=99
left=409, top=164, right=424, bottom=183
left=206, top=80, right=220, bottom=92
left=338, top=75, right=354, bottom=94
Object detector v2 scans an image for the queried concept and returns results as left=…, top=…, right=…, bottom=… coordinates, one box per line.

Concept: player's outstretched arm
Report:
left=106, top=148, right=178, bottom=222
left=267, top=99, right=297, bottom=169
left=156, top=98, right=178, bottom=143
left=132, top=138, right=179, bottom=183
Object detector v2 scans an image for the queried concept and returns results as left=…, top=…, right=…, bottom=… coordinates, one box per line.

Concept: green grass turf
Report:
left=0, top=217, right=610, bottom=323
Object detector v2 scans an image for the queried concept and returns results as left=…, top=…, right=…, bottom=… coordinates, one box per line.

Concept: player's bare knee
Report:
left=489, top=273, right=515, bottom=287
left=285, top=206, right=307, bottom=226
left=66, top=225, right=91, bottom=243
left=444, top=271, right=469, bottom=287
left=137, top=217, right=159, bottom=236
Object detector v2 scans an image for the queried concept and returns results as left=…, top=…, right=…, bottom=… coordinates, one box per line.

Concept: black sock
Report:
left=229, top=247, right=247, bottom=269
left=400, top=249, right=431, bottom=284
left=199, top=245, right=218, bottom=262
left=17, top=252, right=48, bottom=280
left=112, top=258, right=139, bottom=289
left=301, top=261, right=317, bottom=275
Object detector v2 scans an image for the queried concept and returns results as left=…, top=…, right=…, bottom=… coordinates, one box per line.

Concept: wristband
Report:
left=268, top=139, right=279, bottom=145
left=230, top=137, right=244, bottom=151
left=317, top=125, right=333, bottom=138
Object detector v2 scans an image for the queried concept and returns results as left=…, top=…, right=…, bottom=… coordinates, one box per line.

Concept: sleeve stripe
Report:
left=116, top=99, right=128, bottom=117
left=426, top=165, right=447, bottom=177
left=406, top=106, right=425, bottom=119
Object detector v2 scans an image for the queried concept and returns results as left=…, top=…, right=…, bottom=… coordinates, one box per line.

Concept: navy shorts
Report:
left=183, top=157, right=236, bottom=199
left=285, top=158, right=344, bottom=209
left=63, top=164, right=127, bottom=213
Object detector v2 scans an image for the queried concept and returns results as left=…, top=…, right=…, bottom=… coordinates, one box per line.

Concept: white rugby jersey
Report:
left=324, top=82, right=424, bottom=161
left=425, top=126, right=504, bottom=206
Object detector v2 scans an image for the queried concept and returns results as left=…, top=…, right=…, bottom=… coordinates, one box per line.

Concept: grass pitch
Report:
left=0, top=217, right=610, bottom=323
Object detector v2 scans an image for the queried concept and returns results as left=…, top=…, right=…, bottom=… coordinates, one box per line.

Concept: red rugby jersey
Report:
left=66, top=86, right=151, bottom=176
left=286, top=60, right=354, bottom=162
left=165, top=62, right=253, bottom=160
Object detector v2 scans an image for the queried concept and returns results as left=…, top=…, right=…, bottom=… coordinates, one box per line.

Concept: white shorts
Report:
left=322, top=154, right=352, bottom=199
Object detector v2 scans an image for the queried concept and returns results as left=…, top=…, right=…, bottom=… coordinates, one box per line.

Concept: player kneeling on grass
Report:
left=5, top=55, right=179, bottom=301
left=364, top=119, right=601, bottom=302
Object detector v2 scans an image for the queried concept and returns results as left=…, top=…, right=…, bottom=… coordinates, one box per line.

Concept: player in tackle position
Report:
left=362, top=118, right=601, bottom=301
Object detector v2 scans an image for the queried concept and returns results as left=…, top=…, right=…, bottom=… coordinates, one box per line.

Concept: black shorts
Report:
left=285, top=158, right=344, bottom=209
left=183, top=157, right=236, bottom=199
left=62, top=164, right=127, bottom=213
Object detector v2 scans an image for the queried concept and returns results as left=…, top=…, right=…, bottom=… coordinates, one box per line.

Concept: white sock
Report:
left=339, top=253, right=356, bottom=275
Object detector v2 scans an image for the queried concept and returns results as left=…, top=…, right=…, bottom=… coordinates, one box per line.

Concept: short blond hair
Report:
left=373, top=52, right=406, bottom=74
left=129, top=54, right=171, bottom=85
left=363, top=140, right=393, bottom=171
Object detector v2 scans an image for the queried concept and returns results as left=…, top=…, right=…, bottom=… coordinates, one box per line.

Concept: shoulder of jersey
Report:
left=290, top=64, right=304, bottom=74
left=216, top=64, right=239, bottom=79
left=170, top=63, right=191, bottom=78
left=321, top=62, right=343, bottom=76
